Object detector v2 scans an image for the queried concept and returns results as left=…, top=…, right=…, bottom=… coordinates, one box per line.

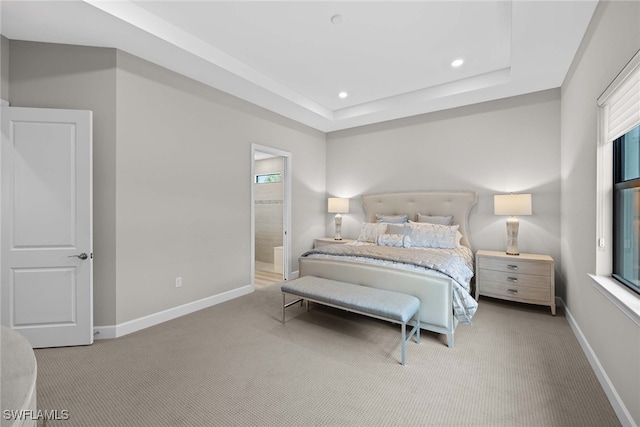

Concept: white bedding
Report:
left=301, top=241, right=478, bottom=324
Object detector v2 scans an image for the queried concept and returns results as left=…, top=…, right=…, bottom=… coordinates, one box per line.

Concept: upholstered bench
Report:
left=281, top=275, right=420, bottom=365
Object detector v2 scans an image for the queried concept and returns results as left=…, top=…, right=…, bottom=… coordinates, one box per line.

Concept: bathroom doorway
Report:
left=251, top=144, right=291, bottom=287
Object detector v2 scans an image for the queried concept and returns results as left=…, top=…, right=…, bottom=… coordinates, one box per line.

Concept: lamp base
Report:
left=505, top=217, right=520, bottom=256
left=334, top=214, right=342, bottom=240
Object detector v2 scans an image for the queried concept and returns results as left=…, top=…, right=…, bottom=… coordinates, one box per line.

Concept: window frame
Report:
left=612, top=127, right=640, bottom=294
left=591, top=49, right=640, bottom=328
left=596, top=49, right=640, bottom=294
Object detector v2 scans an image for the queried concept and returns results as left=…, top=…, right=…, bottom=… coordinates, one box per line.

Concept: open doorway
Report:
left=251, top=144, right=292, bottom=287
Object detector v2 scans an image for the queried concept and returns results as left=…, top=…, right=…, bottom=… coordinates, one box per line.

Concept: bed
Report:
left=298, top=191, right=478, bottom=348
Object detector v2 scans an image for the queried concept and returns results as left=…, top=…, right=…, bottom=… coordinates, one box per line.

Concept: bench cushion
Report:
left=282, top=276, right=419, bottom=323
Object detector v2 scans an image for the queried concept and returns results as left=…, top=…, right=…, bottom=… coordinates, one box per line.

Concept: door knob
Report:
left=68, top=253, right=88, bottom=260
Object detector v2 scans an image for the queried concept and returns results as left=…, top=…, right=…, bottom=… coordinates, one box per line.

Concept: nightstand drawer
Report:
left=480, top=281, right=551, bottom=303
left=478, top=269, right=550, bottom=289
left=478, top=257, right=551, bottom=276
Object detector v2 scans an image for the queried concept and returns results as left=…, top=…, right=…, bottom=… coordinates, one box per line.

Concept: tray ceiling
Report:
left=1, top=1, right=598, bottom=132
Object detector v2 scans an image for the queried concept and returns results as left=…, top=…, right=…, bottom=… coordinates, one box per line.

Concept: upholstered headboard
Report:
left=361, top=191, right=478, bottom=250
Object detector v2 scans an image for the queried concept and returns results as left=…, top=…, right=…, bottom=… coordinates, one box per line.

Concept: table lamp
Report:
left=328, top=198, right=349, bottom=240
left=494, top=194, right=532, bottom=255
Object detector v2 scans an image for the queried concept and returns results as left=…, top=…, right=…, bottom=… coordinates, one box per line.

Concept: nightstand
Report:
left=314, top=237, right=356, bottom=248
left=476, top=250, right=555, bottom=315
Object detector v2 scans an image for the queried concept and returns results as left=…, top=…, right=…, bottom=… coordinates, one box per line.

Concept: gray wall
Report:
left=7, top=42, right=326, bottom=326
left=326, top=89, right=562, bottom=292
left=254, top=157, right=284, bottom=264
left=114, top=51, right=325, bottom=323
left=116, top=52, right=325, bottom=323
left=8, top=41, right=118, bottom=326
left=560, top=0, right=640, bottom=424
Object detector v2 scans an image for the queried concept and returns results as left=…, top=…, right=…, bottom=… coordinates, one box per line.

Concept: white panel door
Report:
left=1, top=106, right=93, bottom=348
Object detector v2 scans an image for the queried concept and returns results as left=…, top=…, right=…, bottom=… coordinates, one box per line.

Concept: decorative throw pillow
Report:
left=376, top=234, right=411, bottom=248
left=375, top=214, right=409, bottom=224
left=415, top=214, right=454, bottom=226
left=455, top=230, right=464, bottom=247
left=357, top=223, right=388, bottom=243
left=385, top=223, right=411, bottom=236
left=409, top=223, right=459, bottom=249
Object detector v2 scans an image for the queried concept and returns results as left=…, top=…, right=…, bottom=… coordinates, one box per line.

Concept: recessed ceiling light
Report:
left=338, top=91, right=348, bottom=99
left=331, top=14, right=344, bottom=24
left=451, top=58, right=464, bottom=68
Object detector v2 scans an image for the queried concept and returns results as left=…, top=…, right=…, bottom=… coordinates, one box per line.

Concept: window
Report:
left=597, top=49, right=640, bottom=296
left=255, top=173, right=282, bottom=184
left=613, top=125, right=640, bottom=294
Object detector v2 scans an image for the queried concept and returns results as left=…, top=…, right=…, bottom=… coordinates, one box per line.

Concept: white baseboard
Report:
left=564, top=301, right=636, bottom=427
left=93, top=284, right=253, bottom=340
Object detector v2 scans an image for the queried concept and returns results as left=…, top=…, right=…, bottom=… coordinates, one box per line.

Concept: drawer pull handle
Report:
left=507, top=277, right=518, bottom=282
left=507, top=265, right=519, bottom=270
left=507, top=289, right=518, bottom=294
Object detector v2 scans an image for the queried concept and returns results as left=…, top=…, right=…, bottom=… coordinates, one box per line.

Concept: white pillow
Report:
left=357, top=223, right=388, bottom=243
left=376, top=233, right=411, bottom=248
left=415, top=214, right=453, bottom=226
left=375, top=214, right=409, bottom=224
left=385, top=223, right=411, bottom=236
left=411, top=223, right=464, bottom=246
left=409, top=223, right=459, bottom=249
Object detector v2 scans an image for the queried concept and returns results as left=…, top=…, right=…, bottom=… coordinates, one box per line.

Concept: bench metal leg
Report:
left=401, top=323, right=407, bottom=365
left=411, top=319, right=421, bottom=345
left=282, top=293, right=304, bottom=324
left=400, top=317, right=420, bottom=366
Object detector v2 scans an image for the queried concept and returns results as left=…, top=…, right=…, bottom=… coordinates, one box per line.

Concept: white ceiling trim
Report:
left=83, top=0, right=335, bottom=120
left=82, top=0, right=518, bottom=130
left=333, top=67, right=512, bottom=121
left=1, top=1, right=599, bottom=132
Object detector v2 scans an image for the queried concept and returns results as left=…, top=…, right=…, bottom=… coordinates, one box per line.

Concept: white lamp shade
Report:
left=494, top=194, right=532, bottom=216
left=328, top=197, right=349, bottom=213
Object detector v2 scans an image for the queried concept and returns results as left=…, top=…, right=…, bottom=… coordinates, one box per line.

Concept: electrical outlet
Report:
left=175, top=276, right=182, bottom=288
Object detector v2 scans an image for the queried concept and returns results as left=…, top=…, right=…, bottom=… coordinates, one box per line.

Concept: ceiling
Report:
left=1, top=1, right=598, bottom=132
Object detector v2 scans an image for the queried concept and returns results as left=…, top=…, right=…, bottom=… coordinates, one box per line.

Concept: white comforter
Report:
left=301, top=242, right=478, bottom=324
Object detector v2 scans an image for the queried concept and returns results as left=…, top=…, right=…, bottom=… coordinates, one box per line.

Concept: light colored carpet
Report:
left=34, top=282, right=620, bottom=426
